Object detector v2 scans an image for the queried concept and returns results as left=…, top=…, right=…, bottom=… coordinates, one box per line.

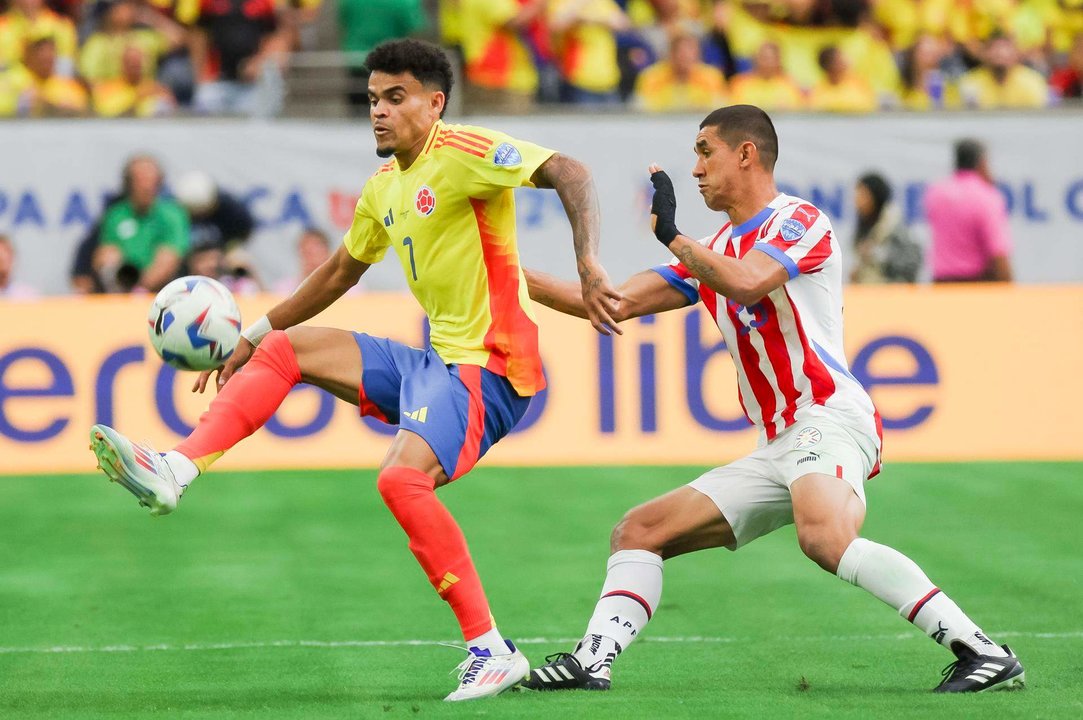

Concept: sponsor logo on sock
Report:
left=973, top=631, right=996, bottom=647
left=436, top=572, right=459, bottom=595
left=589, top=634, right=602, bottom=655
left=931, top=622, right=948, bottom=643
left=609, top=616, right=636, bottom=636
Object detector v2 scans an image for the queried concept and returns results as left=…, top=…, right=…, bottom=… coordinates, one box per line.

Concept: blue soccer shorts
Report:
left=352, top=333, right=531, bottom=480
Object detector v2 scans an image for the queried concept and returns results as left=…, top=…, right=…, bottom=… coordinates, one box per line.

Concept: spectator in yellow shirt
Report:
left=92, top=44, right=175, bottom=117
left=634, top=29, right=726, bottom=112
left=0, top=0, right=77, bottom=75
left=459, top=0, right=545, bottom=113
left=808, top=45, right=878, bottom=113
left=728, top=41, right=804, bottom=111
left=79, top=0, right=185, bottom=83
left=550, top=0, right=630, bottom=103
left=958, top=34, right=1049, bottom=109
left=900, top=34, right=960, bottom=110
left=0, top=36, right=87, bottom=117
left=19, top=35, right=88, bottom=116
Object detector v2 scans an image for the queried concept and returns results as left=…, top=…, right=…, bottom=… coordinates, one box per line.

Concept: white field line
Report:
left=0, top=631, right=1080, bottom=656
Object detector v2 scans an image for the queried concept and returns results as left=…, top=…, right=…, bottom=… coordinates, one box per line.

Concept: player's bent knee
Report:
left=376, top=465, right=435, bottom=505
left=610, top=509, right=664, bottom=554
left=796, top=524, right=855, bottom=574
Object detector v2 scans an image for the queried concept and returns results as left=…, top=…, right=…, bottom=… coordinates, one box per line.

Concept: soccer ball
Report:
left=147, top=276, right=242, bottom=371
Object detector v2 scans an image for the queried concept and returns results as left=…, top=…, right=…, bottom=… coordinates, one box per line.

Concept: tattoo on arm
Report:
left=675, top=244, right=721, bottom=288
left=534, top=154, right=601, bottom=285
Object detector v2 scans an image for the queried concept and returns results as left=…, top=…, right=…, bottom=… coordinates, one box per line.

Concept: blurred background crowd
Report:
left=0, top=0, right=1081, bottom=118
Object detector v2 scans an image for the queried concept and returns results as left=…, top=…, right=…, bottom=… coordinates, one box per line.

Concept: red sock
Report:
left=377, top=465, right=494, bottom=640
left=176, top=330, right=301, bottom=472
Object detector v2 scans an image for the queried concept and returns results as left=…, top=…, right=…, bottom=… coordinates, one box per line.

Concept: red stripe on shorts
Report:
left=357, top=381, right=389, bottom=423
left=452, top=365, right=486, bottom=479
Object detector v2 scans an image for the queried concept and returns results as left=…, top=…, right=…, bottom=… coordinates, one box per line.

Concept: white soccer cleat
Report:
left=444, top=641, right=530, bottom=702
left=89, top=424, right=181, bottom=516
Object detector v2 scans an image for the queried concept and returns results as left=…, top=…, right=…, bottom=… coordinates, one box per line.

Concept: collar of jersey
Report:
left=387, top=121, right=443, bottom=175
left=731, top=204, right=775, bottom=237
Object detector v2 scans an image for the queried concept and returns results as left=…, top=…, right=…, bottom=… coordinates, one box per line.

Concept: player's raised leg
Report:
left=91, top=326, right=363, bottom=515
left=522, top=485, right=735, bottom=691
left=791, top=472, right=1025, bottom=693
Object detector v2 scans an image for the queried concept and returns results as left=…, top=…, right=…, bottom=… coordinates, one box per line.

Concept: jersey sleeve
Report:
left=342, top=182, right=391, bottom=264
left=751, top=203, right=834, bottom=279
left=650, top=234, right=717, bottom=306
left=440, top=125, right=557, bottom=198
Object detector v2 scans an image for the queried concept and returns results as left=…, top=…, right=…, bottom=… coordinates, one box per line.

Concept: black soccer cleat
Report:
left=933, top=643, right=1026, bottom=693
left=520, top=653, right=611, bottom=691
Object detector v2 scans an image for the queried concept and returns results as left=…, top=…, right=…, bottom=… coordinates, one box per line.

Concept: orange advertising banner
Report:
left=1, top=286, right=1080, bottom=475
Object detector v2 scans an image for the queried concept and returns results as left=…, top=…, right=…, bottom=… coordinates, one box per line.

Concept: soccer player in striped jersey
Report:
left=88, top=38, right=621, bottom=702
left=521, top=105, right=1024, bottom=694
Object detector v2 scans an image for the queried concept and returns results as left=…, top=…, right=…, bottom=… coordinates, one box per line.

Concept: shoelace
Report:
left=939, top=658, right=962, bottom=681
left=453, top=653, right=489, bottom=686
left=543, top=652, right=575, bottom=665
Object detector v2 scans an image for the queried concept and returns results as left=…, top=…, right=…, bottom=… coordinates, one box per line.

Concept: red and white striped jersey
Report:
left=654, top=193, right=882, bottom=465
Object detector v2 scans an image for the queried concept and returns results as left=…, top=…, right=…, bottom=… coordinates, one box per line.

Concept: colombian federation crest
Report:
left=415, top=185, right=436, bottom=216
left=794, top=427, right=823, bottom=449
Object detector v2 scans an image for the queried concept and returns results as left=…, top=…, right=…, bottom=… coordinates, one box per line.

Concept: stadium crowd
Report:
left=0, top=0, right=1081, bottom=118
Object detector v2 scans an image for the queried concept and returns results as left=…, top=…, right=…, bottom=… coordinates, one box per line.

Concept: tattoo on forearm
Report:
left=537, top=154, right=601, bottom=282
left=676, top=245, right=721, bottom=288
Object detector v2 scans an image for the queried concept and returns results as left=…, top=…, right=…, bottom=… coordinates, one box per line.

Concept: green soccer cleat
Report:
left=90, top=424, right=180, bottom=516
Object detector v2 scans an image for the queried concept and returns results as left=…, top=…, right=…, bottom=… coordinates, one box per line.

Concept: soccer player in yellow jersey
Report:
left=89, top=39, right=621, bottom=702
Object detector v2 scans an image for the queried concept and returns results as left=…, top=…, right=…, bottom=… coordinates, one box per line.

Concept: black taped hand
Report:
left=649, top=170, right=682, bottom=247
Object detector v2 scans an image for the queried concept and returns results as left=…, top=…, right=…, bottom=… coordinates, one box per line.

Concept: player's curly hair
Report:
left=364, top=39, right=453, bottom=117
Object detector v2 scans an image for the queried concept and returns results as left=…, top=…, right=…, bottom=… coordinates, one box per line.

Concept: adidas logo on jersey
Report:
left=404, top=407, right=429, bottom=423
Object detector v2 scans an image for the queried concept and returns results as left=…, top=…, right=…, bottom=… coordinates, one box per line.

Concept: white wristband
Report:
left=240, top=315, right=273, bottom=346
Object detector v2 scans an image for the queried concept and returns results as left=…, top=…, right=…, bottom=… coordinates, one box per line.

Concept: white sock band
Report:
left=583, top=550, right=663, bottom=652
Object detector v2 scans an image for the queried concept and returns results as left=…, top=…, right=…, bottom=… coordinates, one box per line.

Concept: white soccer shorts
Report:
left=688, top=410, right=879, bottom=550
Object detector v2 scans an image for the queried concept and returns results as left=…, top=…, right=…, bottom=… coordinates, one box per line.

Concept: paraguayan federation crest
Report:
left=794, top=427, right=822, bottom=449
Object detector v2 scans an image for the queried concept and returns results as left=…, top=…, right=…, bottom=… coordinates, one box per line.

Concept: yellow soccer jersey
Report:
left=344, top=121, right=555, bottom=397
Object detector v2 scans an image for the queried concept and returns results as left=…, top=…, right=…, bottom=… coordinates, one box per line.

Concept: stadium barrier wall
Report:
left=1, top=286, right=1080, bottom=475
left=2, top=113, right=1082, bottom=297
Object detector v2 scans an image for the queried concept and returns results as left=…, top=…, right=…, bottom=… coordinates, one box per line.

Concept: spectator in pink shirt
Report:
left=923, top=139, right=1013, bottom=283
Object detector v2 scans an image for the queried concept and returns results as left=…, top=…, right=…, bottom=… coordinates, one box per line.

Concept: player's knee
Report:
left=796, top=523, right=854, bottom=574
left=259, top=329, right=292, bottom=354
left=376, top=465, right=433, bottom=505
left=610, top=508, right=663, bottom=554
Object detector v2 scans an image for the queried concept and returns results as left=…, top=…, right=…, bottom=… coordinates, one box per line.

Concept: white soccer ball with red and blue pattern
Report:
left=147, top=276, right=242, bottom=371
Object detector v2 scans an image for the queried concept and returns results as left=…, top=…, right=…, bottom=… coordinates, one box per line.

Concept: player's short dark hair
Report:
left=955, top=139, right=985, bottom=171
left=364, top=39, right=453, bottom=117
left=700, top=105, right=779, bottom=171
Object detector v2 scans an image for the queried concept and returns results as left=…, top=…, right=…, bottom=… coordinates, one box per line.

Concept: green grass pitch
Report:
left=1, top=463, right=1080, bottom=719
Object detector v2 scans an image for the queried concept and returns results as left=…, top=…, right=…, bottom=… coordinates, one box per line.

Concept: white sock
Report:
left=837, top=538, right=1007, bottom=658
left=466, top=625, right=510, bottom=656
left=164, top=451, right=199, bottom=494
left=578, top=550, right=663, bottom=668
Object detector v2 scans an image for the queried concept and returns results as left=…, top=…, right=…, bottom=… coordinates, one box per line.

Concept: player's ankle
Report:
left=164, top=451, right=199, bottom=494
left=466, top=626, right=512, bottom=656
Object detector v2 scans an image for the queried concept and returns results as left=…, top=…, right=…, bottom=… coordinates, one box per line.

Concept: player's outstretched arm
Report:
left=531, top=153, right=622, bottom=335
left=192, top=245, right=369, bottom=392
left=526, top=268, right=690, bottom=323
left=648, top=165, right=787, bottom=306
